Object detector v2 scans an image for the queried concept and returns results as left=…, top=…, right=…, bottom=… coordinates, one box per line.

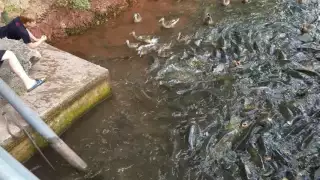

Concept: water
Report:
left=26, top=0, right=320, bottom=179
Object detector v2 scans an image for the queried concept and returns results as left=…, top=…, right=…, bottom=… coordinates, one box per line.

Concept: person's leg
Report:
left=1, top=50, right=36, bottom=89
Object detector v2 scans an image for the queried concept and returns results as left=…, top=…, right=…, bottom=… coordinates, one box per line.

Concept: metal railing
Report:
left=0, top=146, right=39, bottom=180
left=0, top=78, right=88, bottom=179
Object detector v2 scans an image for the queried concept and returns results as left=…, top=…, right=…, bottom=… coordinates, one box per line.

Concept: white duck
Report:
left=177, top=32, right=192, bottom=44
left=130, top=31, right=159, bottom=44
left=137, top=44, right=158, bottom=57
left=157, top=41, right=173, bottom=57
left=222, top=0, right=230, bottom=6
left=203, top=13, right=214, bottom=25
left=159, top=17, right=180, bottom=28
left=158, top=49, right=173, bottom=58
left=159, top=41, right=173, bottom=51
left=133, top=13, right=142, bottom=23
left=126, top=40, right=140, bottom=49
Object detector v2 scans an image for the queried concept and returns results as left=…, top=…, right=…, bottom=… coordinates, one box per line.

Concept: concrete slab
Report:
left=0, top=43, right=111, bottom=162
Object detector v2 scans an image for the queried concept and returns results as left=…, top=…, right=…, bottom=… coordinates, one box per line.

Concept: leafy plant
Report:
left=71, top=0, right=91, bottom=10
left=55, top=0, right=91, bottom=10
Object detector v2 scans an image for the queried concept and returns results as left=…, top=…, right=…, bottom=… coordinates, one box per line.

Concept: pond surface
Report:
left=26, top=0, right=320, bottom=179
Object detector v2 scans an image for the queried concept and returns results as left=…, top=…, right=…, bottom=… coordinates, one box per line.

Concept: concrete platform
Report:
left=0, top=43, right=111, bottom=162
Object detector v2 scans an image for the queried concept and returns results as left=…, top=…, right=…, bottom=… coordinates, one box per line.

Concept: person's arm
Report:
left=20, top=27, right=47, bottom=48
left=26, top=36, right=46, bottom=48
left=26, top=29, right=39, bottom=42
left=27, top=40, right=44, bottom=48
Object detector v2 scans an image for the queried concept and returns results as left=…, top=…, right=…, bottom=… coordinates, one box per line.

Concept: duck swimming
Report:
left=297, top=0, right=304, bottom=4
left=300, top=23, right=313, bottom=34
left=160, top=41, right=173, bottom=51
left=159, top=17, right=180, bottom=28
left=133, top=13, right=142, bottom=23
left=222, top=0, right=230, bottom=6
left=177, top=32, right=192, bottom=44
left=137, top=44, right=158, bottom=57
left=129, top=31, right=159, bottom=44
left=125, top=40, right=140, bottom=49
left=230, top=60, right=241, bottom=68
left=203, top=13, right=214, bottom=25
left=158, top=49, right=173, bottom=58
left=157, top=41, right=173, bottom=57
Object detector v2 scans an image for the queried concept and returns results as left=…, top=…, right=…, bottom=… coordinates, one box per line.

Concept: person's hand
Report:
left=40, top=35, right=47, bottom=41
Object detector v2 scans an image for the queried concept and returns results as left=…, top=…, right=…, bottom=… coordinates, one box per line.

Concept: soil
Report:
left=26, top=0, right=137, bottom=40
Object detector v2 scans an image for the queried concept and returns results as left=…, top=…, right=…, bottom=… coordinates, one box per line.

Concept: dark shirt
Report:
left=0, top=17, right=31, bottom=44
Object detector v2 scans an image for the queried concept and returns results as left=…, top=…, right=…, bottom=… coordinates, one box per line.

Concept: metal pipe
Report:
left=0, top=146, right=39, bottom=180
left=0, top=79, right=88, bottom=171
left=0, top=158, right=28, bottom=180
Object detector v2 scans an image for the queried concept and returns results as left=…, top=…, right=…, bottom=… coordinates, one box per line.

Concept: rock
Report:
left=0, top=38, right=40, bottom=95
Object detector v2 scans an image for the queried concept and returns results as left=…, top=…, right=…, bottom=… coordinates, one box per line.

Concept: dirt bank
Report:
left=3, top=0, right=137, bottom=40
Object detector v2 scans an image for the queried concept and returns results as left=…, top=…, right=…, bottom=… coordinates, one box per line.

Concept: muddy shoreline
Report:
left=4, top=0, right=138, bottom=40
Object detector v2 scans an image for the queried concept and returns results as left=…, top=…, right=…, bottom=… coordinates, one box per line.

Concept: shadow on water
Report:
left=26, top=0, right=320, bottom=179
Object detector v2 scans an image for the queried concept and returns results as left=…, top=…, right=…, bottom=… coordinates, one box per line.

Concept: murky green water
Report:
left=26, top=0, right=320, bottom=179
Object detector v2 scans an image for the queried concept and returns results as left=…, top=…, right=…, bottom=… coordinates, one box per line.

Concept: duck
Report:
left=221, top=0, right=230, bottom=6
left=242, top=0, right=248, bottom=3
left=203, top=13, right=214, bottom=25
left=157, top=41, right=173, bottom=57
left=125, top=40, right=140, bottom=49
left=240, top=120, right=251, bottom=129
left=194, top=39, right=202, bottom=47
left=129, top=31, right=159, bottom=44
left=159, top=17, right=180, bottom=28
left=159, top=41, right=173, bottom=51
left=158, top=49, right=173, bottom=58
left=230, top=60, right=241, bottom=68
left=177, top=32, right=192, bottom=44
left=297, top=0, right=304, bottom=4
left=137, top=44, right=158, bottom=57
left=300, top=23, right=313, bottom=34
left=133, top=13, right=142, bottom=23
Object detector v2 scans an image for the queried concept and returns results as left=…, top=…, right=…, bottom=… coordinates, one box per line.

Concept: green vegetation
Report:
left=55, top=0, right=91, bottom=10
left=4, top=4, right=20, bottom=13
left=1, top=4, right=20, bottom=24
left=55, top=0, right=69, bottom=7
left=71, top=0, right=91, bottom=10
left=1, top=11, right=10, bottom=24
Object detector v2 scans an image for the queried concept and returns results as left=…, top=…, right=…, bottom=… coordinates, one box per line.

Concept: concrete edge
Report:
left=4, top=77, right=112, bottom=162
left=42, top=69, right=110, bottom=123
